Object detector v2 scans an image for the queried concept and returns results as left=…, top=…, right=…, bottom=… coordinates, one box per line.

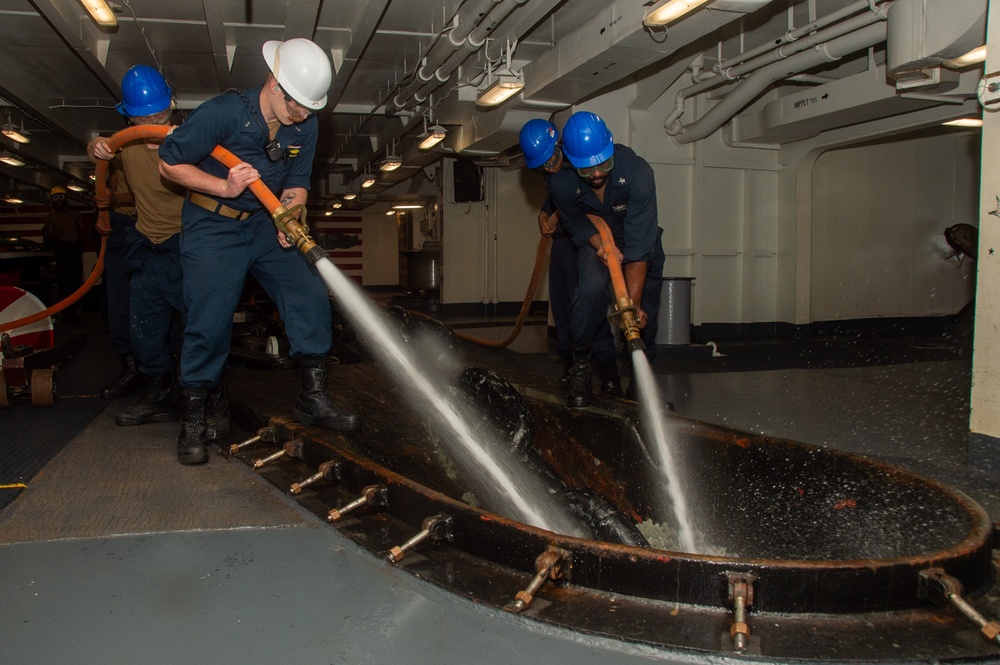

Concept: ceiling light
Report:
left=392, top=203, right=424, bottom=210
left=944, top=45, right=987, bottom=69
left=0, top=152, right=25, bottom=167
left=343, top=192, right=357, bottom=201
left=476, top=72, right=523, bottom=107
left=943, top=118, right=983, bottom=128
left=332, top=202, right=343, bottom=209
left=418, top=124, right=447, bottom=150
left=89, top=173, right=96, bottom=181
left=380, top=140, right=402, bottom=172
left=324, top=210, right=334, bottom=216
left=2, top=195, right=23, bottom=205
left=385, top=209, right=397, bottom=216
left=361, top=174, right=376, bottom=188
left=643, top=0, right=712, bottom=27
left=66, top=183, right=86, bottom=192
left=79, top=0, right=118, bottom=27
left=2, top=123, right=30, bottom=145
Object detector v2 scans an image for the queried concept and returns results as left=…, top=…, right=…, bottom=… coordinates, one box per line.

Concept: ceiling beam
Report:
left=200, top=0, right=232, bottom=92
left=283, top=0, right=322, bottom=39
left=27, top=0, right=122, bottom=98
left=325, top=0, right=392, bottom=110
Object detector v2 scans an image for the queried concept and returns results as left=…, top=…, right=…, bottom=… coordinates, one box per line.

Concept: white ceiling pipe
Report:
left=665, top=2, right=891, bottom=134
left=392, top=0, right=505, bottom=109
left=406, top=0, right=528, bottom=107
left=669, top=20, right=889, bottom=144
left=887, top=0, right=986, bottom=82
left=428, top=0, right=526, bottom=87
left=698, top=0, right=890, bottom=78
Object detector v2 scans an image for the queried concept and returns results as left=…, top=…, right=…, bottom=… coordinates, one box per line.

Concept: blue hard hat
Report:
left=116, top=65, right=172, bottom=117
left=562, top=111, right=614, bottom=168
left=519, top=119, right=559, bottom=169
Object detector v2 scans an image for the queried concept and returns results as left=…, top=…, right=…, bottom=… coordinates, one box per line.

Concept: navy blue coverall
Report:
left=541, top=169, right=616, bottom=364
left=159, top=84, right=332, bottom=389
left=548, top=148, right=665, bottom=361
left=104, top=208, right=136, bottom=355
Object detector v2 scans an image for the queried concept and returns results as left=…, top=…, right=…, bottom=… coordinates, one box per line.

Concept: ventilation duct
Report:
left=521, top=0, right=770, bottom=107
left=726, top=64, right=952, bottom=146
left=669, top=19, right=890, bottom=144
left=887, top=0, right=987, bottom=85
left=447, top=0, right=769, bottom=158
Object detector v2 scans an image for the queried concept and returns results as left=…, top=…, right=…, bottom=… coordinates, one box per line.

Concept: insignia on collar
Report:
left=287, top=144, right=302, bottom=158
left=617, top=177, right=626, bottom=185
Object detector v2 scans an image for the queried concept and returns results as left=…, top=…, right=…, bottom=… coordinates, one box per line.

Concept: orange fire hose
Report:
left=1, top=123, right=550, bottom=351
left=408, top=234, right=551, bottom=348
left=0, top=124, right=320, bottom=334
left=587, top=213, right=643, bottom=351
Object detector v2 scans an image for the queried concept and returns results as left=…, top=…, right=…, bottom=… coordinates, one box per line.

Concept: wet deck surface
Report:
left=2, top=309, right=1000, bottom=663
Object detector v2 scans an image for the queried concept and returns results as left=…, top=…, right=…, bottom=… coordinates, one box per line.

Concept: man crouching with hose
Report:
left=158, top=38, right=359, bottom=465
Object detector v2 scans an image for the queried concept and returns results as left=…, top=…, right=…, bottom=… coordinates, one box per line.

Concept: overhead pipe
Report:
left=667, top=16, right=890, bottom=143
left=666, top=2, right=892, bottom=134
left=330, top=2, right=473, bottom=164
left=698, top=0, right=890, bottom=77
left=392, top=0, right=505, bottom=110
left=408, top=0, right=529, bottom=108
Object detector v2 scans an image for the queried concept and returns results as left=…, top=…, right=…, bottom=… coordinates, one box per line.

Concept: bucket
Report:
left=655, top=277, right=693, bottom=345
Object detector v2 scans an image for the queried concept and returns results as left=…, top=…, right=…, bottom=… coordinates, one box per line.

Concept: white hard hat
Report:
left=262, top=38, right=332, bottom=110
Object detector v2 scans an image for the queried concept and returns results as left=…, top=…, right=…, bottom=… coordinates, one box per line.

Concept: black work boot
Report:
left=101, top=352, right=141, bottom=400
left=565, top=348, right=593, bottom=408
left=115, top=373, right=178, bottom=426
left=204, top=382, right=230, bottom=441
left=595, top=358, right=623, bottom=398
left=292, top=357, right=360, bottom=430
left=177, top=388, right=209, bottom=465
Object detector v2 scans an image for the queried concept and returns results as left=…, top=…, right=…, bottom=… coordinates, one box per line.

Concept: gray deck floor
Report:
left=2, top=314, right=998, bottom=664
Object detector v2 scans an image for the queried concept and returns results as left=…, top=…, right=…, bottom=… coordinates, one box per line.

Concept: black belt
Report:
left=188, top=192, right=253, bottom=220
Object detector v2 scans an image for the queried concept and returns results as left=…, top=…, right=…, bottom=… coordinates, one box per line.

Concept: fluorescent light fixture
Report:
left=343, top=192, right=357, bottom=201
left=66, top=183, right=86, bottom=192
left=643, top=0, right=712, bottom=26
left=944, top=45, right=987, bottom=69
left=380, top=140, right=402, bottom=171
left=418, top=124, right=447, bottom=150
left=2, top=195, right=23, bottom=204
left=476, top=73, right=523, bottom=107
left=943, top=117, right=983, bottom=128
left=2, top=123, right=29, bottom=144
left=361, top=174, right=376, bottom=188
left=392, top=203, right=424, bottom=210
left=0, top=152, right=25, bottom=167
left=380, top=156, right=402, bottom=171
left=79, top=0, right=118, bottom=26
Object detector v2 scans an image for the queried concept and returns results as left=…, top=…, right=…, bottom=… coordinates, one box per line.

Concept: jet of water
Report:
left=631, top=350, right=699, bottom=553
left=314, top=259, right=583, bottom=536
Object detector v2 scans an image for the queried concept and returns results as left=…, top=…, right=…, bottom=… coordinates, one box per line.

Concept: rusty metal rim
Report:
left=249, top=416, right=995, bottom=614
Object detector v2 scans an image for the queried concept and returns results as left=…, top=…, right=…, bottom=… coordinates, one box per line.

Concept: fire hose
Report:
left=1, top=126, right=636, bottom=354
left=423, top=214, right=643, bottom=350
left=408, top=235, right=550, bottom=348
left=587, top=214, right=645, bottom=354
left=0, top=124, right=322, bottom=333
